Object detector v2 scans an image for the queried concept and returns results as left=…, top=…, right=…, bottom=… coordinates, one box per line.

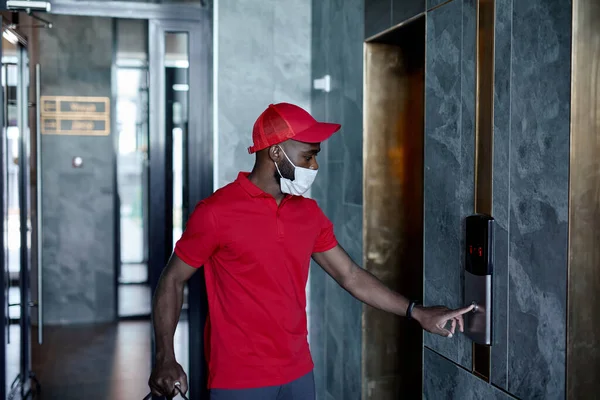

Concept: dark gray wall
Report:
left=309, top=0, right=364, bottom=398
left=39, top=15, right=116, bottom=324
left=423, top=0, right=476, bottom=370
left=423, top=348, right=514, bottom=400
left=427, top=0, right=447, bottom=10
left=422, top=0, right=571, bottom=399
left=365, top=0, right=425, bottom=39
left=491, top=0, right=512, bottom=388
left=502, top=1, right=570, bottom=398
left=365, top=0, right=472, bottom=40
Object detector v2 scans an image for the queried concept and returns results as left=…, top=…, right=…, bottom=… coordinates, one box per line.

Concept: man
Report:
left=148, top=103, right=473, bottom=399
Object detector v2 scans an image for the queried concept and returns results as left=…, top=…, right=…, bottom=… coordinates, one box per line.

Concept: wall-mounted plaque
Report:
left=40, top=96, right=110, bottom=136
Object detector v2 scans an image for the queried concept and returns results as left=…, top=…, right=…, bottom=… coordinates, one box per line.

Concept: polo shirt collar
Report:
left=236, top=172, right=267, bottom=197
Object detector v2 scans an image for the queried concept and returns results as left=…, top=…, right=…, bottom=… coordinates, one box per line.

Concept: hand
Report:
left=149, top=357, right=188, bottom=398
left=412, top=304, right=475, bottom=337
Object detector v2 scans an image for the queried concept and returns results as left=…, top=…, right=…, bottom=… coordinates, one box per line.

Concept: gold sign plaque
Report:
left=40, top=96, right=110, bottom=136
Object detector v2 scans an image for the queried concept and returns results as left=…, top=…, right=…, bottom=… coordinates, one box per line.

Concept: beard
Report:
left=274, top=159, right=296, bottom=182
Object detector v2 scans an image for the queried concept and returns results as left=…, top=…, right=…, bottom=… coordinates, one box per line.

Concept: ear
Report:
left=268, top=145, right=282, bottom=162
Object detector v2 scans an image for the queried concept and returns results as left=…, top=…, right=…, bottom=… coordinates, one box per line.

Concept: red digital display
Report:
left=469, top=245, right=483, bottom=257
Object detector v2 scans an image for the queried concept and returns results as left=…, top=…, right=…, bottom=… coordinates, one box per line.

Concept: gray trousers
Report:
left=210, top=371, right=315, bottom=400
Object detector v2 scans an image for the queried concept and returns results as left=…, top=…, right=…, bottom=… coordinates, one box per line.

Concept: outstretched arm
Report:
left=312, top=245, right=473, bottom=337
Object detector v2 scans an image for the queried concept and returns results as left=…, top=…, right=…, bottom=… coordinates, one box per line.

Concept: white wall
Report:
left=213, top=0, right=312, bottom=189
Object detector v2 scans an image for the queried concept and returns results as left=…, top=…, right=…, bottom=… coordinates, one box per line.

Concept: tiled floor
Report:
left=30, top=320, right=189, bottom=400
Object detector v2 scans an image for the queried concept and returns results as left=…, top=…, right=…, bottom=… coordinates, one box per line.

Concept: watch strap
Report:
left=406, top=300, right=419, bottom=320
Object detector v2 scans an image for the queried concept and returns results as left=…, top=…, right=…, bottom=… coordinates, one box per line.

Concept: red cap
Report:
left=247, top=103, right=341, bottom=154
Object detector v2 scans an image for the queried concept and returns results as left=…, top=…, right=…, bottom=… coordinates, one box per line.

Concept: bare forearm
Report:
left=313, top=246, right=471, bottom=335
left=343, top=266, right=410, bottom=316
left=152, top=276, right=185, bottom=361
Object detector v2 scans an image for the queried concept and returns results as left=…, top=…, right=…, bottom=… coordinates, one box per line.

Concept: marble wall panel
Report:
left=423, top=0, right=475, bottom=368
left=507, top=1, right=571, bottom=398
left=392, top=0, right=425, bottom=27
left=423, top=348, right=517, bottom=400
left=310, top=0, right=365, bottom=398
left=365, top=0, right=391, bottom=39
left=39, top=15, right=115, bottom=324
left=490, top=0, right=513, bottom=389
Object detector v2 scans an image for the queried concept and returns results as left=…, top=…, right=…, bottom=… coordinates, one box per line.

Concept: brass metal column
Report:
left=567, top=0, right=600, bottom=397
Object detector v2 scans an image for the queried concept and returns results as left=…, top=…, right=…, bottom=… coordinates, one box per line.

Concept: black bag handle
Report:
left=143, top=384, right=190, bottom=400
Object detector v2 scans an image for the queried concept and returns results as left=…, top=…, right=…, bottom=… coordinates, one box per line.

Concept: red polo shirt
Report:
left=174, top=172, right=338, bottom=389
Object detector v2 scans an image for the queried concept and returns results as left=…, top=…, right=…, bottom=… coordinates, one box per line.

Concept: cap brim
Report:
left=292, top=122, right=341, bottom=144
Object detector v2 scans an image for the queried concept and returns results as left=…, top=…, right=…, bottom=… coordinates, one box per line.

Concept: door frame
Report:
left=148, top=17, right=212, bottom=399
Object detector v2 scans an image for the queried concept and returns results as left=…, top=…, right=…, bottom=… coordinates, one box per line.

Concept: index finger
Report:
left=446, top=304, right=475, bottom=319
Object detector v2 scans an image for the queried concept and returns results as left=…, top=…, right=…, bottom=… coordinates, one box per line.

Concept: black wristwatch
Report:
left=406, top=300, right=419, bottom=320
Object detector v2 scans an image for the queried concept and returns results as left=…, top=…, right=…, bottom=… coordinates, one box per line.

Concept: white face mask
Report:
left=274, top=146, right=318, bottom=196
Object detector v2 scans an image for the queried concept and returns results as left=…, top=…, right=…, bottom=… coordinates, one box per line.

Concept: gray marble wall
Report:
left=39, top=15, right=115, bottom=324
left=365, top=0, right=425, bottom=39
left=309, top=0, right=364, bottom=399
left=363, top=0, right=457, bottom=38
left=422, top=0, right=571, bottom=399
left=427, top=0, right=447, bottom=10
left=505, top=1, right=570, bottom=398
left=423, top=348, right=516, bottom=400
left=423, top=0, right=476, bottom=370
left=214, top=0, right=311, bottom=188
left=491, top=0, right=512, bottom=388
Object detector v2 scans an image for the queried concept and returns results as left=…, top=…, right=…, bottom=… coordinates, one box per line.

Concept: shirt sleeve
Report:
left=174, top=201, right=219, bottom=268
left=313, top=203, right=338, bottom=253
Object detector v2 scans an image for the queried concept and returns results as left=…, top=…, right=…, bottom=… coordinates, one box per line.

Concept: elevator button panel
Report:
left=464, top=214, right=494, bottom=345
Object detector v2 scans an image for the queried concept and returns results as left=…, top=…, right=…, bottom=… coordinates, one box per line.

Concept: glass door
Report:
left=115, top=18, right=152, bottom=319
left=1, top=26, right=35, bottom=400
left=148, top=19, right=212, bottom=400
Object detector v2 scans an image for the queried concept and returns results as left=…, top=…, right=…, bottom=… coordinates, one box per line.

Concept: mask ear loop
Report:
left=274, top=160, right=284, bottom=178
left=274, top=145, right=295, bottom=179
left=277, top=145, right=296, bottom=168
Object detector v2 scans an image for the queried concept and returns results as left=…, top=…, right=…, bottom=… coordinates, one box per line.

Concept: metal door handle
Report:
left=4, top=63, right=9, bottom=345
left=35, top=64, right=43, bottom=344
